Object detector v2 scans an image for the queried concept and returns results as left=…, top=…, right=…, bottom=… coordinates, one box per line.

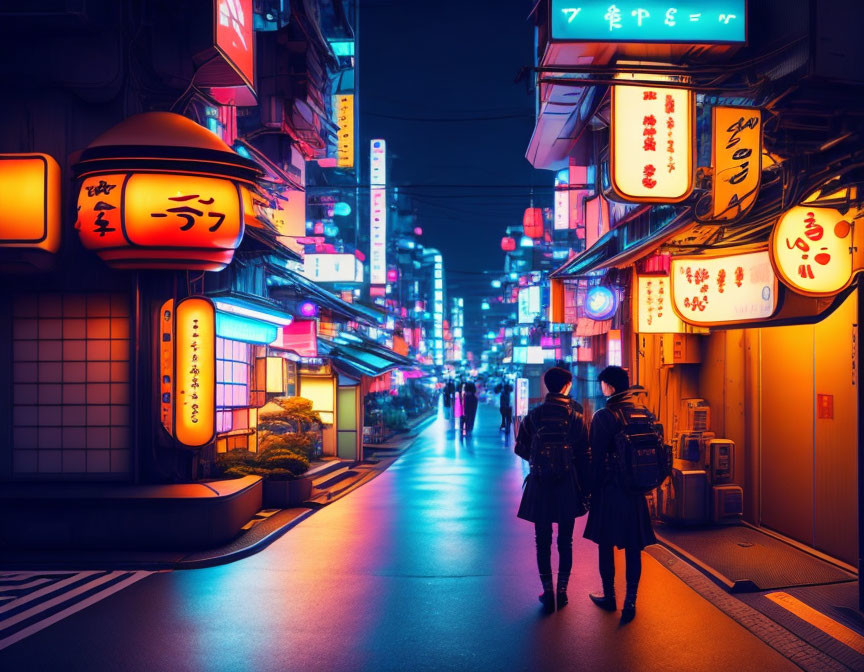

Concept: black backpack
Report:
left=609, top=405, right=672, bottom=494
left=529, top=404, right=574, bottom=483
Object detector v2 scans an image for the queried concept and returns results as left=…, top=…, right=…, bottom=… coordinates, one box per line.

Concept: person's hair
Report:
left=543, top=367, right=573, bottom=394
left=465, top=382, right=476, bottom=393
left=598, top=366, right=629, bottom=393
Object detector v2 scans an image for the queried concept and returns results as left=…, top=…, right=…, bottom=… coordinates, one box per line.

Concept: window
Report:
left=216, top=337, right=252, bottom=433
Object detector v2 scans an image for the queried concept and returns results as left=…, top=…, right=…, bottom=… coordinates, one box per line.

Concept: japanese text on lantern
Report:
left=771, top=205, right=857, bottom=297
left=670, top=251, right=777, bottom=325
left=711, top=107, right=762, bottom=221
left=174, top=297, right=215, bottom=447
left=611, top=83, right=693, bottom=202
left=637, top=276, right=686, bottom=333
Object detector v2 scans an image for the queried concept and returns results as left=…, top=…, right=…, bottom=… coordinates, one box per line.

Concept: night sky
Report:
left=359, top=0, right=540, bottom=305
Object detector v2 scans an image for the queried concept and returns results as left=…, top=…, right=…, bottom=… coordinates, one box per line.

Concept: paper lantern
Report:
left=173, top=296, right=216, bottom=447
left=73, top=112, right=261, bottom=271
left=523, top=207, right=544, bottom=238
left=501, top=236, right=517, bottom=252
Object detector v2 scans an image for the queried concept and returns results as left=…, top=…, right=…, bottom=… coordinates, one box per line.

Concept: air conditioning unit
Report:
left=673, top=431, right=715, bottom=467
left=681, top=398, right=710, bottom=432
left=660, top=469, right=708, bottom=525
left=708, top=439, right=735, bottom=484
left=711, top=485, right=743, bottom=524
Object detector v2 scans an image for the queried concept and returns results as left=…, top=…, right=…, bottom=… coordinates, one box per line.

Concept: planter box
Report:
left=262, top=476, right=313, bottom=508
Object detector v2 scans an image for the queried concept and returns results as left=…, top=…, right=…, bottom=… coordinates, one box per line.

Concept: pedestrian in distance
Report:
left=443, top=378, right=455, bottom=420
left=515, top=367, right=591, bottom=613
left=583, top=365, right=660, bottom=624
left=499, top=383, right=512, bottom=434
left=462, top=382, right=478, bottom=435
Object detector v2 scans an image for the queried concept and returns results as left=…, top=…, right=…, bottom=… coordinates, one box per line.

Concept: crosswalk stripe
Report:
left=0, top=572, right=103, bottom=616
left=0, top=572, right=152, bottom=652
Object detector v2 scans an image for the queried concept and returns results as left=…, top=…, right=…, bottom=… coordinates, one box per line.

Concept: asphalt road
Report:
left=0, top=404, right=798, bottom=671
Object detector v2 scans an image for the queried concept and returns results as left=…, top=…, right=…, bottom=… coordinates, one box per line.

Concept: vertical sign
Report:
left=516, top=378, right=529, bottom=418
left=611, top=81, right=694, bottom=203
left=636, top=275, right=685, bottom=333
left=370, top=139, right=387, bottom=285
left=335, top=94, right=355, bottom=169
left=711, top=107, right=762, bottom=220
left=159, top=299, right=175, bottom=436
left=215, top=0, right=254, bottom=90
left=174, top=297, right=216, bottom=447
left=554, top=168, right=569, bottom=230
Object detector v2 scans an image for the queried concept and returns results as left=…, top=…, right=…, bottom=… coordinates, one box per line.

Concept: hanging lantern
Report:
left=523, top=207, right=544, bottom=238
left=73, top=112, right=261, bottom=271
left=501, top=236, right=516, bottom=252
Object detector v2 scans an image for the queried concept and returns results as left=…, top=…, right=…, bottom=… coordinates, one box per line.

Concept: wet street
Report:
left=0, top=404, right=798, bottom=671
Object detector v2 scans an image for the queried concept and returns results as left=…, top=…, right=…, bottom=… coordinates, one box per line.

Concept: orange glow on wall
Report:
left=174, top=297, right=216, bottom=447
left=0, top=153, right=61, bottom=253
left=711, top=107, right=762, bottom=221
left=611, top=82, right=694, bottom=203
left=770, top=205, right=861, bottom=297
left=76, top=173, right=244, bottom=271
left=671, top=251, right=777, bottom=326
left=159, top=299, right=175, bottom=436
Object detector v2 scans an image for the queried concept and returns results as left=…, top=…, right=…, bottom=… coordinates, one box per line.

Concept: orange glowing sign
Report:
left=335, top=94, right=355, bottom=169
left=76, top=173, right=244, bottom=270
left=711, top=107, right=762, bottom=221
left=770, top=205, right=861, bottom=297
left=611, top=82, right=694, bottom=203
left=159, top=299, right=175, bottom=437
left=0, top=153, right=61, bottom=253
left=215, top=0, right=254, bottom=90
left=174, top=297, right=216, bottom=447
left=671, top=251, right=777, bottom=326
left=636, top=275, right=686, bottom=333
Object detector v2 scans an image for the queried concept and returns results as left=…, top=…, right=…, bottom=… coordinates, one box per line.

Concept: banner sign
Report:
left=159, top=299, right=175, bottom=437
left=611, top=82, right=694, bottom=203
left=370, top=139, right=387, bottom=285
left=335, top=94, right=355, bottom=169
left=550, top=0, right=746, bottom=43
left=174, top=297, right=216, bottom=447
left=636, top=275, right=686, bottom=333
left=671, top=251, right=777, bottom=325
left=711, top=106, right=761, bottom=221
left=215, top=0, right=254, bottom=89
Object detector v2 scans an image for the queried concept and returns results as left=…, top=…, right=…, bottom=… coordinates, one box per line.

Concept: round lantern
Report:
left=585, top=286, right=618, bottom=321
left=501, top=236, right=516, bottom=252
left=73, top=112, right=261, bottom=271
left=523, top=207, right=544, bottom=239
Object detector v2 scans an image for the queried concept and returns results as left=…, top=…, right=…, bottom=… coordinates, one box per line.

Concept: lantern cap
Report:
left=73, top=112, right=262, bottom=183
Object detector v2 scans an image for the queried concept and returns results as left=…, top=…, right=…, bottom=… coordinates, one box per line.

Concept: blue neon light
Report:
left=216, top=313, right=278, bottom=344
left=585, top=286, right=618, bottom=321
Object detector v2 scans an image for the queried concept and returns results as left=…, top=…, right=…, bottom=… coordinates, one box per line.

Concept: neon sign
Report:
left=0, top=154, right=61, bottom=257
left=711, top=106, right=762, bottom=221
left=370, top=139, right=387, bottom=285
left=585, top=286, right=618, bottom=320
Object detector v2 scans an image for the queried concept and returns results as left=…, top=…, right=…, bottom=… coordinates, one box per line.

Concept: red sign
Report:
left=216, top=0, right=254, bottom=89
left=817, top=394, right=834, bottom=420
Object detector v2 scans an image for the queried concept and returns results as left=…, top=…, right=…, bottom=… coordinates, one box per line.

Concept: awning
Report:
left=318, top=337, right=400, bottom=379
left=210, top=294, right=294, bottom=345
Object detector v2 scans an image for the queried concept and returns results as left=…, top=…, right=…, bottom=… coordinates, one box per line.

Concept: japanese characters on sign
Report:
left=636, top=275, right=686, bottom=333
left=711, top=106, right=762, bottom=221
left=215, top=0, right=254, bottom=90
left=0, top=154, right=62, bottom=256
left=76, top=173, right=244, bottom=270
left=770, top=205, right=860, bottom=297
left=370, top=139, right=387, bottom=285
left=671, top=251, right=777, bottom=325
left=611, top=82, right=694, bottom=203
left=335, top=94, right=355, bottom=169
left=159, top=299, right=175, bottom=437
left=550, top=1, right=746, bottom=43
left=174, top=297, right=216, bottom=447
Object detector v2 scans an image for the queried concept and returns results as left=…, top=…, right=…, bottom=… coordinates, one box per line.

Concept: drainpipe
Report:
left=858, top=274, right=863, bottom=610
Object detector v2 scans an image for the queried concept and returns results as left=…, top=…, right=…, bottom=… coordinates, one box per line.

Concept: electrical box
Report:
left=711, top=485, right=743, bottom=524
left=680, top=398, right=711, bottom=432
left=660, top=333, right=701, bottom=366
left=708, top=439, right=735, bottom=484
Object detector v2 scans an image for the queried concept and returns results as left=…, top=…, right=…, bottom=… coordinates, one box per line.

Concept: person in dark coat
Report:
left=443, top=379, right=455, bottom=420
left=461, top=382, right=478, bottom=435
left=499, top=383, right=512, bottom=433
left=583, top=365, right=657, bottom=623
left=515, top=367, right=591, bottom=612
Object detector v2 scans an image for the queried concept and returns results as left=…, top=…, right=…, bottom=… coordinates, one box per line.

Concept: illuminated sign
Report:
left=77, top=173, right=244, bottom=271
left=302, top=253, right=364, bottom=283
left=174, top=297, right=216, bottom=447
left=215, top=0, right=254, bottom=90
left=585, top=286, right=618, bottom=320
left=671, top=251, right=777, bottom=325
left=711, top=106, right=762, bottom=221
left=518, top=285, right=542, bottom=324
left=611, top=82, right=694, bottom=203
left=159, top=299, right=175, bottom=436
left=554, top=169, right=569, bottom=230
left=550, top=0, right=746, bottom=43
left=335, top=94, right=355, bottom=169
left=770, top=205, right=859, bottom=297
left=0, top=153, right=61, bottom=255
left=370, top=139, right=387, bottom=285
left=636, top=275, right=686, bottom=333
left=516, top=378, right=529, bottom=418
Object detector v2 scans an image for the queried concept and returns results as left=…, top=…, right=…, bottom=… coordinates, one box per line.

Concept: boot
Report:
left=556, top=574, right=569, bottom=609
left=589, top=580, right=616, bottom=611
left=620, top=584, right=637, bottom=624
left=538, top=574, right=555, bottom=613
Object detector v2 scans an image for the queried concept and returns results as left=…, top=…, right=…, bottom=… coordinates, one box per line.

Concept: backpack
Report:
left=529, top=404, right=575, bottom=483
left=609, top=405, right=672, bottom=494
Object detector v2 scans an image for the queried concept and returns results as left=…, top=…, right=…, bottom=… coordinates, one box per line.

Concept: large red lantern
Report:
left=501, top=236, right=516, bottom=252
left=523, top=207, right=544, bottom=239
left=73, top=112, right=261, bottom=271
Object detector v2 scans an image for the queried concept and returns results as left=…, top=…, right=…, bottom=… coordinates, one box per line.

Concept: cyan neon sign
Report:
left=551, top=1, right=746, bottom=43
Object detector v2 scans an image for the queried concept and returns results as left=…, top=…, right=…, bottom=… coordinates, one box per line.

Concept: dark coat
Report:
left=515, top=394, right=591, bottom=524
left=462, top=392, right=478, bottom=429
left=583, top=390, right=658, bottom=550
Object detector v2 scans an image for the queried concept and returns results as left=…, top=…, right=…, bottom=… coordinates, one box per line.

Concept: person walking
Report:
left=583, top=365, right=658, bottom=624
left=515, top=367, right=591, bottom=613
left=462, top=382, right=478, bottom=435
left=443, top=379, right=455, bottom=420
left=499, top=383, right=512, bottom=434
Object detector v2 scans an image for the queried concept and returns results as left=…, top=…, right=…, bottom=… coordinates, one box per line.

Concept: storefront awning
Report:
left=211, top=294, right=294, bottom=345
left=318, top=337, right=400, bottom=379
